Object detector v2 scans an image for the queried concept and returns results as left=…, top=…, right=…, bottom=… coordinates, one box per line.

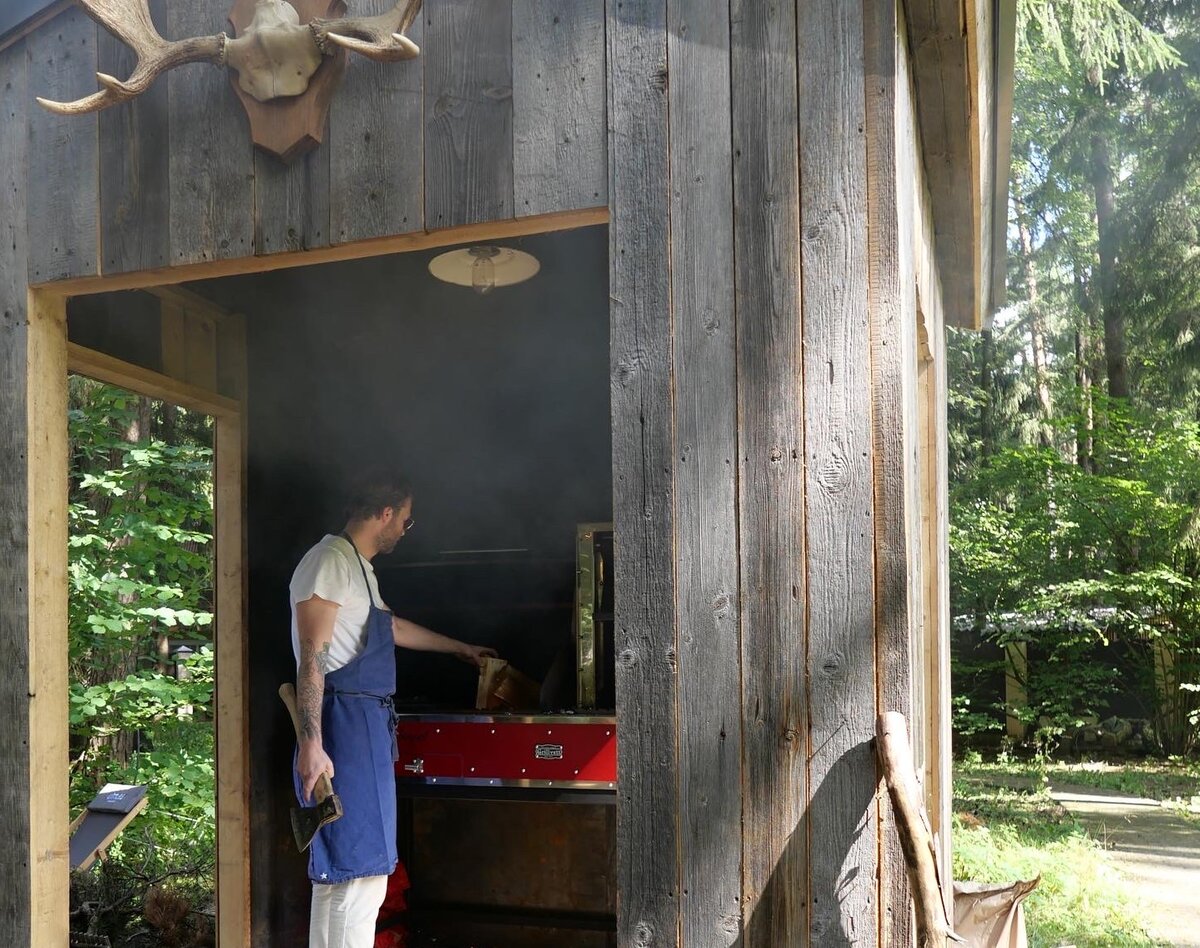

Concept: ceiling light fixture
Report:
left=428, top=245, right=540, bottom=295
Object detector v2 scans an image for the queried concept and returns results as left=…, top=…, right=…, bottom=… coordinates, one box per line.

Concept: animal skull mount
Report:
left=37, top=0, right=422, bottom=162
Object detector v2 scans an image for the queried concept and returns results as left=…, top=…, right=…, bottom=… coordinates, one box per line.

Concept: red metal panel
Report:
left=396, top=714, right=617, bottom=789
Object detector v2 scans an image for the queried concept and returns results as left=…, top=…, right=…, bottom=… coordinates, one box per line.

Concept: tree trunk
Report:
left=1074, top=267, right=1096, bottom=473
left=1015, top=198, right=1053, bottom=433
left=1090, top=131, right=1128, bottom=399
left=980, top=328, right=996, bottom=461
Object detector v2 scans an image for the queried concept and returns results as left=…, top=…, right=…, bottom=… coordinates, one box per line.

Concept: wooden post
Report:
left=214, top=412, right=250, bottom=947
left=28, top=290, right=70, bottom=944
left=1005, top=642, right=1029, bottom=740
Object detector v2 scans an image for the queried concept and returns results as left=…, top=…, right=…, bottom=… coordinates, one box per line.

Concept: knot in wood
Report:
left=618, top=647, right=638, bottom=668
left=634, top=922, right=655, bottom=947
left=815, top=451, right=850, bottom=494
left=819, top=651, right=843, bottom=679
left=712, top=592, right=731, bottom=614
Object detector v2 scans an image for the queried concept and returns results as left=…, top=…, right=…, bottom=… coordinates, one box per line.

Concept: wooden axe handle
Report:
left=278, top=682, right=335, bottom=803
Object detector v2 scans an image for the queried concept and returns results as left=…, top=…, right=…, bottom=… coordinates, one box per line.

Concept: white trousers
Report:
left=309, top=874, right=388, bottom=948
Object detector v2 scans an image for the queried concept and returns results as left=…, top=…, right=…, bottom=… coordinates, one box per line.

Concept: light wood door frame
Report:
left=28, top=284, right=250, bottom=947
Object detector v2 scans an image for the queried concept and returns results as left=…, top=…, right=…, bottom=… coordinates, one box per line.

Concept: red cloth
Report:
left=374, top=861, right=411, bottom=948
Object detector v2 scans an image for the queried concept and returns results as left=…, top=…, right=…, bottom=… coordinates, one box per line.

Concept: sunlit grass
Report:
left=954, top=759, right=1167, bottom=947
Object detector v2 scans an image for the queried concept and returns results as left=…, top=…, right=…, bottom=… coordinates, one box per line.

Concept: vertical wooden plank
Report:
left=254, top=145, right=332, bottom=256
left=25, top=6, right=99, bottom=283
left=0, top=38, right=33, bottom=948
left=167, top=0, right=253, bottom=265
left=930, top=317, right=952, bottom=920
left=184, top=311, right=219, bottom=391
left=798, top=0, right=879, bottom=942
left=160, top=298, right=186, bottom=378
left=865, top=0, right=918, bottom=940
left=27, top=289, right=71, bottom=947
left=329, top=0, right=424, bottom=243
left=730, top=0, right=807, bottom=942
left=214, top=410, right=250, bottom=948
left=1005, top=642, right=1028, bottom=738
left=668, top=2, right=741, bottom=946
left=97, top=0, right=169, bottom=274
left=513, top=0, right=606, bottom=216
left=424, top=0, right=513, bottom=229
left=606, top=0, right=679, bottom=945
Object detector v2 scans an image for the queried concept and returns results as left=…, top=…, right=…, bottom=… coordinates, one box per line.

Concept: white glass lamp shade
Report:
left=428, top=246, right=540, bottom=292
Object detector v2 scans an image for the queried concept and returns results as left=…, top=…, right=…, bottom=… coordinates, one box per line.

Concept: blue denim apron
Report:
left=294, top=535, right=399, bottom=884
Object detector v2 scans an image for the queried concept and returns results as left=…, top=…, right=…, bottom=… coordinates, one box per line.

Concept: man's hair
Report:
left=343, top=468, right=413, bottom=522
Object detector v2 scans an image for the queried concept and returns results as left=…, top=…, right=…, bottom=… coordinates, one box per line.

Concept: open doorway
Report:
left=54, top=303, right=250, bottom=948
left=57, top=220, right=612, bottom=946
left=65, top=373, right=218, bottom=945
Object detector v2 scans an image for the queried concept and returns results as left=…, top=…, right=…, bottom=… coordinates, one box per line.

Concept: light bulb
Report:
left=472, top=253, right=496, bottom=295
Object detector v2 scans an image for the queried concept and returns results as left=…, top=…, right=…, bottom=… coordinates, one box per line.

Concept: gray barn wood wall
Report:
left=607, top=0, right=936, bottom=944
left=0, top=2, right=605, bottom=943
left=0, top=29, right=33, bottom=948
left=10, top=0, right=605, bottom=281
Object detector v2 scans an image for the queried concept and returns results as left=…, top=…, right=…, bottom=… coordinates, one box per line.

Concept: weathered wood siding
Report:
left=8, top=0, right=605, bottom=284
left=608, top=0, right=947, bottom=943
left=0, top=31, right=34, bottom=948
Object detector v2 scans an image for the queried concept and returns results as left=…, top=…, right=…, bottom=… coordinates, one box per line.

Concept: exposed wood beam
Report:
left=902, top=0, right=998, bottom=329
left=150, top=285, right=239, bottom=326
left=38, top=208, right=609, bottom=296
left=67, top=342, right=240, bottom=417
left=990, top=0, right=1018, bottom=320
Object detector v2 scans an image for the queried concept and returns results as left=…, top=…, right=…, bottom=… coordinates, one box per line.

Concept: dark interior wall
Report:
left=191, top=222, right=611, bottom=944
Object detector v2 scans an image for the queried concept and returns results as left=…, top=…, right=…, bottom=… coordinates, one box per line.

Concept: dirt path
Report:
left=1051, top=783, right=1200, bottom=948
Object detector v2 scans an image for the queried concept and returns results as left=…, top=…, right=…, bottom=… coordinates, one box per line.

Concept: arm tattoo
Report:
left=297, top=640, right=331, bottom=742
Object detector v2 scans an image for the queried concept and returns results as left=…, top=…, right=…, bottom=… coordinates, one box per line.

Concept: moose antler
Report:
left=311, top=0, right=422, bottom=62
left=37, top=0, right=423, bottom=117
left=36, top=0, right=227, bottom=115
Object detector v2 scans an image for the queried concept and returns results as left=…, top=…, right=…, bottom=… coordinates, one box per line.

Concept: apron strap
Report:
left=339, top=531, right=380, bottom=609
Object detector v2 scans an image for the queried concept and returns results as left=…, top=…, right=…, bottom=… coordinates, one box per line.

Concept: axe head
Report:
left=290, top=791, right=343, bottom=852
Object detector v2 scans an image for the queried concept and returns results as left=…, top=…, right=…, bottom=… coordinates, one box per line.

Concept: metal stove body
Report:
left=395, top=713, right=616, bottom=793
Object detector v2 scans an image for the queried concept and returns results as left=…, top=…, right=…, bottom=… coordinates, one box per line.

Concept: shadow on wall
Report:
left=735, top=740, right=880, bottom=948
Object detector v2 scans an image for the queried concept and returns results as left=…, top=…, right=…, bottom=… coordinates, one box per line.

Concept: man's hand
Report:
left=297, top=741, right=336, bottom=805
left=456, top=642, right=499, bottom=667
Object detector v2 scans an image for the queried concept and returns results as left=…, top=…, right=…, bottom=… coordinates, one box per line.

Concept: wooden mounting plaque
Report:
left=226, top=0, right=348, bottom=163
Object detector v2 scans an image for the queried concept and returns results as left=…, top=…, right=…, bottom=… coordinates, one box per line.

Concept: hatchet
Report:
left=279, top=683, right=344, bottom=852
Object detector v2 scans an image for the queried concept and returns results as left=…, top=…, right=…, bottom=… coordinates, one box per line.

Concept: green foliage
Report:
left=67, top=377, right=217, bottom=930
left=952, top=398, right=1200, bottom=751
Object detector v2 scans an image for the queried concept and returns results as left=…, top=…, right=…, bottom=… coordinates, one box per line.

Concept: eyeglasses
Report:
left=403, top=517, right=415, bottom=532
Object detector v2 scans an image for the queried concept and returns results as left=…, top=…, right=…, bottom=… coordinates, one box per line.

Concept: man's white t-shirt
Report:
left=290, top=534, right=388, bottom=672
